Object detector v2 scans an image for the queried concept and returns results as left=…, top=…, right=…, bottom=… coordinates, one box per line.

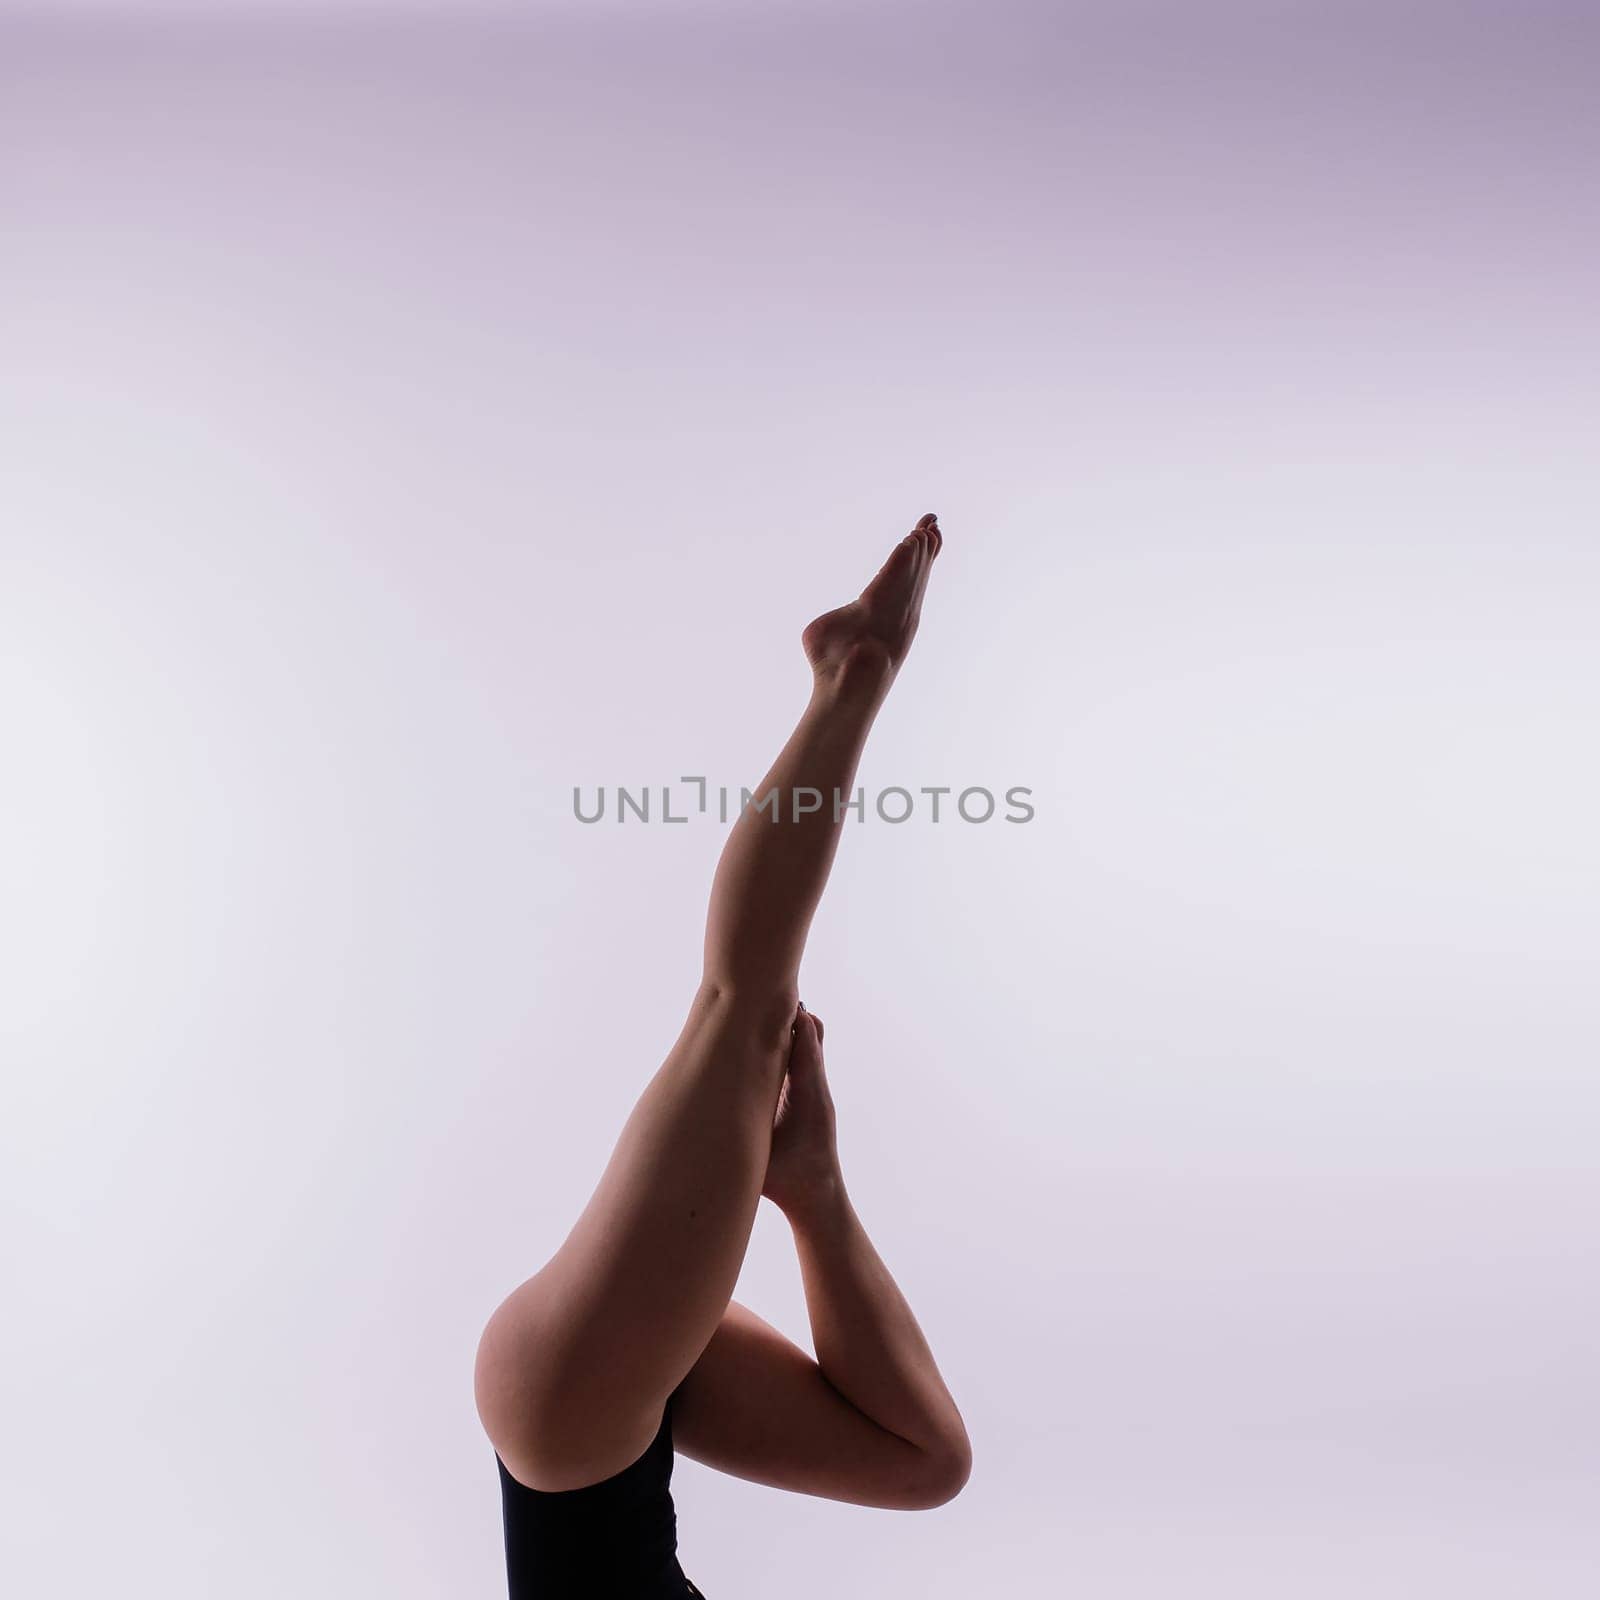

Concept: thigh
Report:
left=475, top=986, right=794, bottom=1490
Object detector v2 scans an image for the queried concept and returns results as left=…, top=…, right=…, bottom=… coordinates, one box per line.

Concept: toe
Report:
left=871, top=535, right=919, bottom=592
left=790, top=1009, right=824, bottom=1062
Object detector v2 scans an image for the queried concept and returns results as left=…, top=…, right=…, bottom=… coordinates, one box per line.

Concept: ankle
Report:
left=811, top=639, right=894, bottom=700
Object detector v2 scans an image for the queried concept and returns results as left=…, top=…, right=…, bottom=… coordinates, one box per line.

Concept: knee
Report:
left=912, top=1443, right=973, bottom=1509
left=692, top=979, right=800, bottom=1058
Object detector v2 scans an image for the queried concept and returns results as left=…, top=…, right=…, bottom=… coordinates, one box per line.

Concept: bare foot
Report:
left=802, top=512, right=943, bottom=688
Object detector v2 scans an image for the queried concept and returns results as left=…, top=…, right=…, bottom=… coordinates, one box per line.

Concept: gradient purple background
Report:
left=3, top=4, right=1597, bottom=1597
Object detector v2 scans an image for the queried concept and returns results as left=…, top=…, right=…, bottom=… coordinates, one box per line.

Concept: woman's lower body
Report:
left=475, top=516, right=955, bottom=1502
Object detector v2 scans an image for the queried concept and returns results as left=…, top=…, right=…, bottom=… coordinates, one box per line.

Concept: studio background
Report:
left=3, top=4, right=1596, bottom=1596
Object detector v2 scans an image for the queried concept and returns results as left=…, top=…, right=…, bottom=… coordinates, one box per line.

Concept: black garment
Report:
left=496, top=1389, right=704, bottom=1599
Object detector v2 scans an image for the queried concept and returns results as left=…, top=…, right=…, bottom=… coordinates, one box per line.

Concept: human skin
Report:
left=474, top=517, right=971, bottom=1508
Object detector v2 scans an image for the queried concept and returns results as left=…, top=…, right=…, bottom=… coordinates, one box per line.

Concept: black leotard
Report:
left=495, top=1388, right=703, bottom=1598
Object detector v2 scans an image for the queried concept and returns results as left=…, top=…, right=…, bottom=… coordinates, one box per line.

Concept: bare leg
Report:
left=475, top=515, right=943, bottom=1490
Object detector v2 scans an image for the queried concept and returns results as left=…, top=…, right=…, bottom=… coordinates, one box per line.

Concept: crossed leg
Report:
left=474, top=515, right=943, bottom=1491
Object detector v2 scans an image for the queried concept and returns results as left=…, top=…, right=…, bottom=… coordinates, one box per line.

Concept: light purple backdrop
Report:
left=3, top=4, right=1597, bottom=1597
